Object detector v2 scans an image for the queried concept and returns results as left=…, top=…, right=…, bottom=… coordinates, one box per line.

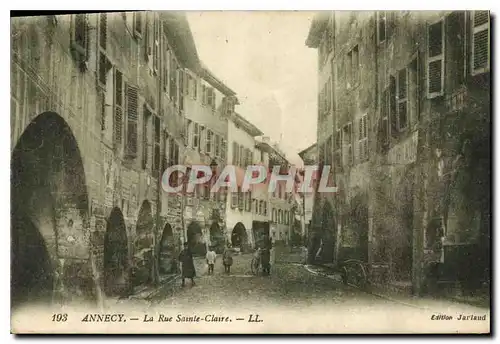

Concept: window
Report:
left=193, top=122, right=200, bottom=149
left=245, top=191, right=252, bottom=212
left=233, top=142, right=239, bottom=165
left=231, top=190, right=238, bottom=209
left=471, top=11, right=490, bottom=75
left=326, top=136, right=333, bottom=166
left=263, top=201, right=268, bottom=216
left=153, top=16, right=160, bottom=75
left=258, top=200, right=263, bottom=215
left=178, top=69, right=184, bottom=111
left=358, top=115, right=368, bottom=162
left=221, top=139, right=226, bottom=160
left=71, top=14, right=89, bottom=67
left=239, top=145, right=244, bottom=167
left=126, top=84, right=139, bottom=158
left=377, top=11, right=386, bottom=43
left=349, top=45, right=360, bottom=87
left=215, top=135, right=221, bottom=157
left=133, top=12, right=143, bottom=38
left=142, top=105, right=151, bottom=170
left=397, top=68, right=408, bottom=131
left=206, top=130, right=213, bottom=154
left=199, top=126, right=205, bottom=153
left=98, top=51, right=111, bottom=87
left=114, top=69, right=124, bottom=149
left=334, top=129, right=342, bottom=169
left=238, top=187, right=244, bottom=210
left=427, top=19, right=445, bottom=98
left=378, top=89, right=390, bottom=152
left=389, top=75, right=398, bottom=139
left=99, top=13, right=107, bottom=50
left=192, top=77, right=198, bottom=100
left=153, top=115, right=161, bottom=175
left=343, top=123, right=353, bottom=166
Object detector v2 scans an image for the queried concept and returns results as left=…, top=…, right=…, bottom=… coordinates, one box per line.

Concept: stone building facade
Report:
left=10, top=12, right=238, bottom=308
left=306, top=11, right=490, bottom=296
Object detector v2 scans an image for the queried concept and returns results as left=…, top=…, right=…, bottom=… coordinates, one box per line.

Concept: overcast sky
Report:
left=186, top=11, right=318, bottom=166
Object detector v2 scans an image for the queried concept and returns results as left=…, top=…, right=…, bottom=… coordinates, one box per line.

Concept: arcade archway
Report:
left=11, top=112, right=90, bottom=308
left=158, top=223, right=175, bottom=275
left=231, top=222, right=248, bottom=249
left=103, top=207, right=129, bottom=296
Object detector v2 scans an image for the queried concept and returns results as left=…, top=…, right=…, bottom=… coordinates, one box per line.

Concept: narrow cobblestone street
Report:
left=102, top=253, right=490, bottom=333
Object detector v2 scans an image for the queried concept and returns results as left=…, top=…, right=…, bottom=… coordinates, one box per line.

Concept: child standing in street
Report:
left=206, top=246, right=216, bottom=275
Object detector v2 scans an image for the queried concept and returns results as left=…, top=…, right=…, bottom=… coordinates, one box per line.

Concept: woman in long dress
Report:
left=179, top=242, right=196, bottom=287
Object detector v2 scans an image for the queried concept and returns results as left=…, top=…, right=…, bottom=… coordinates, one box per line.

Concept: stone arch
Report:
left=103, top=207, right=129, bottom=296
left=133, top=200, right=154, bottom=287
left=232, top=222, right=248, bottom=249
left=11, top=112, right=91, bottom=308
left=158, top=223, right=175, bottom=275
left=348, top=193, right=369, bottom=262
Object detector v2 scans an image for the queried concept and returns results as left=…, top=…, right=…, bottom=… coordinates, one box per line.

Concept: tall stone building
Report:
left=306, top=11, right=490, bottom=296
left=10, top=11, right=238, bottom=308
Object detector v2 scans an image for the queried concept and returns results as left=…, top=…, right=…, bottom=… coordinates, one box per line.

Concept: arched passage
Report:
left=231, top=222, right=248, bottom=249
left=209, top=222, right=224, bottom=253
left=103, top=207, right=129, bottom=296
left=133, top=200, right=154, bottom=287
left=11, top=112, right=90, bottom=308
left=318, top=201, right=335, bottom=263
left=187, top=221, right=205, bottom=256
left=158, top=223, right=175, bottom=275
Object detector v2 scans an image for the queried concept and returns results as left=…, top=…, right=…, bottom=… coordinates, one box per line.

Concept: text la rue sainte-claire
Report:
left=80, top=313, right=263, bottom=323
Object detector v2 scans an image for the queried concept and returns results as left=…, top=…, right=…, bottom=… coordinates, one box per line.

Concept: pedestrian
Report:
left=206, top=246, right=216, bottom=275
left=260, top=238, right=270, bottom=276
left=222, top=244, right=233, bottom=274
left=178, top=242, right=196, bottom=287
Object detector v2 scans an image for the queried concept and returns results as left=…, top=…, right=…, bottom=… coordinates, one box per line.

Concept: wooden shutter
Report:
left=397, top=68, right=408, bottom=131
left=114, top=69, right=124, bottom=148
left=389, top=75, right=398, bottom=138
left=99, top=13, right=107, bottom=50
left=221, top=139, right=226, bottom=160
left=126, top=84, right=139, bottom=157
left=471, top=11, right=490, bottom=75
left=427, top=19, right=445, bottom=98
left=233, top=142, right=238, bottom=165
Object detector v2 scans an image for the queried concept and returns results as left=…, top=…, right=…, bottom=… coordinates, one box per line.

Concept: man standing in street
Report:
left=206, top=246, right=216, bottom=275
left=179, top=242, right=196, bottom=287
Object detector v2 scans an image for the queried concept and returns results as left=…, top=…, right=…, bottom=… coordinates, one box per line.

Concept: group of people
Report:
left=177, top=238, right=273, bottom=287
left=177, top=242, right=236, bottom=287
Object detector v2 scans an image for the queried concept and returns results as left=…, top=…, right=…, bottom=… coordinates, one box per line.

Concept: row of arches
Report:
left=11, top=112, right=257, bottom=307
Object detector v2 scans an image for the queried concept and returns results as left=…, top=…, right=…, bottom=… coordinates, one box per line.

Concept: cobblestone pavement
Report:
left=106, top=253, right=490, bottom=333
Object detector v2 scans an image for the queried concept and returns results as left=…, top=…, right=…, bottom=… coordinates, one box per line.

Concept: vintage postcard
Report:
left=10, top=10, right=490, bottom=334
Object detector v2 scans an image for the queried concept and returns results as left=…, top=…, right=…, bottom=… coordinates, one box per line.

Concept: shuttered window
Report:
left=389, top=75, right=398, bottom=138
left=126, top=84, right=139, bottom=158
left=378, top=89, right=389, bottom=153
left=397, top=68, right=408, bottom=131
left=377, top=11, right=386, bottom=43
left=358, top=115, right=368, bottom=162
left=142, top=105, right=151, bottom=170
left=153, top=15, right=160, bottom=74
left=221, top=139, right=226, bottom=160
left=471, top=11, right=490, bottom=75
left=233, top=142, right=239, bottom=165
left=193, top=122, right=199, bottom=149
left=153, top=115, right=161, bottom=175
left=99, top=13, right=107, bottom=50
left=133, top=12, right=143, bottom=38
left=72, top=14, right=89, bottom=60
left=334, top=129, right=342, bottom=169
left=342, top=123, right=353, bottom=166
left=215, top=134, right=221, bottom=157
left=206, top=130, right=213, bottom=154
left=427, top=20, right=445, bottom=97
left=114, top=69, right=124, bottom=149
